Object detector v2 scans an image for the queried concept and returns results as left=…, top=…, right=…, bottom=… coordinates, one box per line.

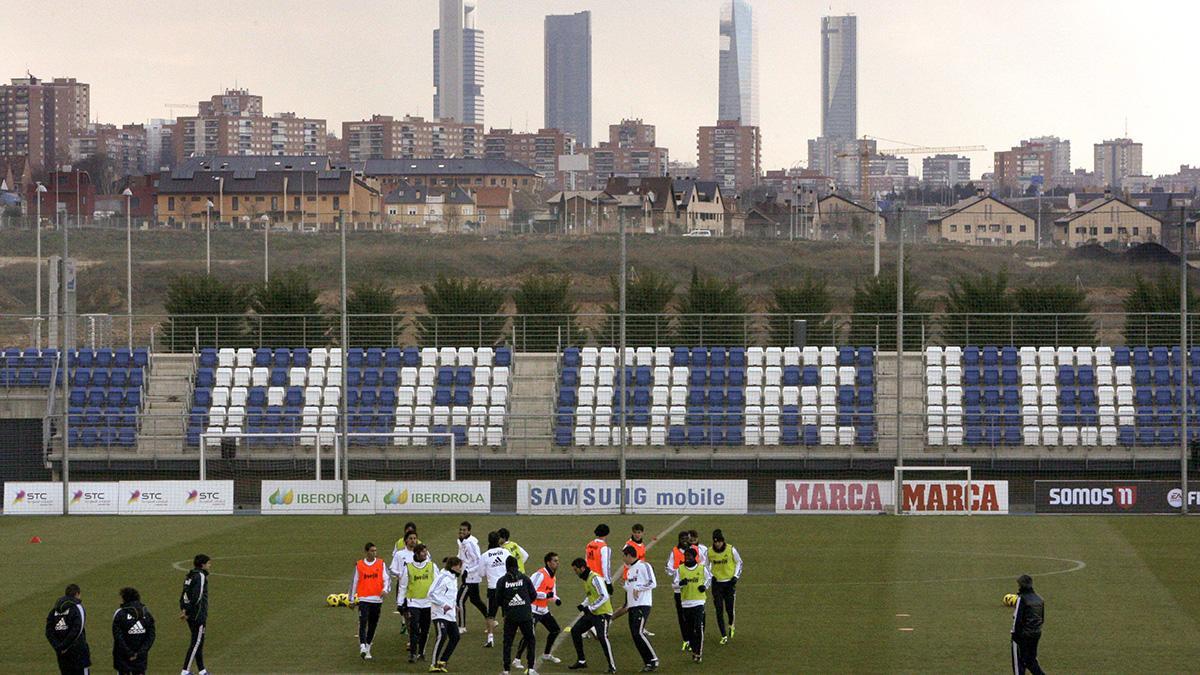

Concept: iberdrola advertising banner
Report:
left=375, top=481, right=491, bottom=514
left=260, top=481, right=376, bottom=514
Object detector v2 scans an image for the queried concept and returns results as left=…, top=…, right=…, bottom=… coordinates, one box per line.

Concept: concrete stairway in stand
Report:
left=505, top=353, right=559, bottom=452
left=137, top=353, right=195, bottom=454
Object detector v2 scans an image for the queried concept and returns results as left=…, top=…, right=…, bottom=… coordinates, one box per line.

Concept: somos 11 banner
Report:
left=517, top=479, right=747, bottom=515
left=776, top=480, right=894, bottom=514
left=118, top=481, right=234, bottom=515
left=261, top=480, right=375, bottom=514
left=376, top=481, right=490, bottom=514
left=1035, top=480, right=1196, bottom=514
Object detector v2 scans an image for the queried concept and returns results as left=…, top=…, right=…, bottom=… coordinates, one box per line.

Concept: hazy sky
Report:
left=7, top=0, right=1199, bottom=178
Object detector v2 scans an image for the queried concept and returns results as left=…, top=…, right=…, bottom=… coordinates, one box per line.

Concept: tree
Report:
left=1123, top=273, right=1197, bottom=347
left=767, top=276, right=834, bottom=346
left=249, top=269, right=327, bottom=347
left=161, top=273, right=251, bottom=350
left=416, top=276, right=507, bottom=347
left=941, top=269, right=1017, bottom=346
left=675, top=267, right=748, bottom=346
left=345, top=281, right=400, bottom=347
left=513, top=274, right=579, bottom=351
left=848, top=267, right=931, bottom=350
left=600, top=268, right=676, bottom=347
left=1012, top=284, right=1095, bottom=346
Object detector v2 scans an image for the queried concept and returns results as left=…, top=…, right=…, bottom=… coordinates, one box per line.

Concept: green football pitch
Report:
left=3, top=514, right=1199, bottom=673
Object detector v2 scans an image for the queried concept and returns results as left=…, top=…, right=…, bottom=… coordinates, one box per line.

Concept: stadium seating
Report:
left=554, top=345, right=876, bottom=447
left=924, top=345, right=1198, bottom=448
left=0, top=347, right=151, bottom=448
left=189, top=346, right=512, bottom=448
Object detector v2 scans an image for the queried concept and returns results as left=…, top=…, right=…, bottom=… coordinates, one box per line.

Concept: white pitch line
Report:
left=546, top=514, right=690, bottom=661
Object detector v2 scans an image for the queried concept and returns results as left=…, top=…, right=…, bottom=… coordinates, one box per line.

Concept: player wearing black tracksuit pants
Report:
left=45, top=584, right=91, bottom=675
left=112, top=588, right=156, bottom=675
left=496, top=557, right=537, bottom=673
left=180, top=554, right=212, bottom=674
left=1011, top=575, right=1046, bottom=675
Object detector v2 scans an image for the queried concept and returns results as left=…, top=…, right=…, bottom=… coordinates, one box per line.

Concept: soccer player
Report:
left=623, top=545, right=659, bottom=672
left=568, top=557, right=617, bottom=673
left=391, top=530, right=420, bottom=618
left=688, top=529, right=708, bottom=564
left=398, top=543, right=436, bottom=663
left=456, top=521, right=487, bottom=633
left=586, top=524, right=613, bottom=593
left=674, top=548, right=711, bottom=663
left=45, top=583, right=91, bottom=675
left=112, top=587, right=156, bottom=675
left=429, top=557, right=464, bottom=674
left=612, top=524, right=648, bottom=622
left=349, top=542, right=390, bottom=661
left=1011, top=574, right=1046, bottom=675
left=393, top=521, right=418, bottom=559
left=497, top=556, right=539, bottom=675
left=482, top=530, right=514, bottom=648
left=498, top=527, right=530, bottom=573
left=517, top=552, right=564, bottom=669
left=707, top=529, right=743, bottom=644
left=179, top=553, right=212, bottom=675
left=664, top=531, right=695, bottom=651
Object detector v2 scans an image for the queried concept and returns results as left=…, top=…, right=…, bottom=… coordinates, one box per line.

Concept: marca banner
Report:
left=776, top=480, right=894, bottom=514
left=376, top=481, right=490, bottom=514
left=517, top=479, right=748, bottom=515
left=517, top=480, right=624, bottom=514
left=1035, top=480, right=1197, bottom=514
left=900, top=480, right=1009, bottom=514
left=3, top=482, right=65, bottom=515
left=66, top=482, right=120, bottom=514
left=119, top=481, right=234, bottom=515
left=261, top=480, right=375, bottom=514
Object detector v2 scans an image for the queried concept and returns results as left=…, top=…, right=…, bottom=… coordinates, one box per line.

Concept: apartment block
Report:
left=342, top=115, right=482, bottom=162
left=993, top=137, right=1069, bottom=189
left=697, top=119, right=761, bottom=194
left=484, top=127, right=574, bottom=188
left=922, top=154, right=972, bottom=188
left=582, top=118, right=669, bottom=188
left=70, top=123, right=148, bottom=176
left=173, top=89, right=325, bottom=159
left=1094, top=138, right=1143, bottom=188
left=0, top=75, right=89, bottom=172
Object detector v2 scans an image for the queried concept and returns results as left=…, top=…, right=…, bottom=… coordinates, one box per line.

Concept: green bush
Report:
left=941, top=269, right=1017, bottom=345
left=848, top=267, right=931, bottom=350
left=1013, top=284, right=1095, bottom=346
left=767, top=276, right=834, bottom=346
left=675, top=267, right=748, bottom=346
left=161, top=273, right=251, bottom=349
left=344, top=281, right=400, bottom=347
left=249, top=269, right=328, bottom=347
left=599, top=269, right=676, bottom=347
left=512, top=274, right=579, bottom=351
left=416, top=276, right=507, bottom=347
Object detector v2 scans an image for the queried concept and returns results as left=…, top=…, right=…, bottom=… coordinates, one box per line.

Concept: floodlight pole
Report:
left=1182, top=205, right=1189, bottom=515
left=124, top=189, right=133, bottom=349
left=61, top=191, right=71, bottom=514
left=618, top=209, right=628, bottom=514
left=340, top=201, right=349, bottom=515
left=895, top=206, right=905, bottom=473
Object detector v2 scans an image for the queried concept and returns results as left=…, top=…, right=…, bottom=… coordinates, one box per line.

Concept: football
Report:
left=337, top=593, right=352, bottom=607
left=1002, top=593, right=1018, bottom=607
left=326, top=593, right=340, bottom=607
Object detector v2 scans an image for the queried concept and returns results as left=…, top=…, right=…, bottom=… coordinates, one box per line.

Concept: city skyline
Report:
left=718, top=0, right=758, bottom=126
left=5, top=0, right=1199, bottom=177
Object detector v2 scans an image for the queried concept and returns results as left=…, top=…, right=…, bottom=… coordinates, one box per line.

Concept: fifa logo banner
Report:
left=376, top=482, right=490, bottom=514
left=1035, top=480, right=1193, bottom=514
left=260, top=480, right=375, bottom=514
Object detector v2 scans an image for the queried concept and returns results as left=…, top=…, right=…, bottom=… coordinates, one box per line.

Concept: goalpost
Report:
left=894, top=465, right=974, bottom=516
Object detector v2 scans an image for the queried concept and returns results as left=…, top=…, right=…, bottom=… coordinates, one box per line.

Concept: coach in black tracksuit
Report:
left=45, top=584, right=91, bottom=675
left=180, top=554, right=212, bottom=675
left=112, top=587, right=156, bottom=675
left=1011, top=574, right=1046, bottom=675
left=497, top=556, right=537, bottom=673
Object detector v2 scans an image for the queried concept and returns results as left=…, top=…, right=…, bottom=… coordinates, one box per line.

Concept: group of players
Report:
left=350, top=521, right=744, bottom=673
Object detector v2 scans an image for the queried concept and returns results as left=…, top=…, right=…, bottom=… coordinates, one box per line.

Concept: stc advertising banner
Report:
left=776, top=480, right=894, bottom=514
left=516, top=479, right=747, bottom=515
left=66, top=482, right=120, bottom=514
left=376, top=481, right=491, bottom=514
left=118, top=481, right=234, bottom=515
left=3, top=482, right=65, bottom=515
left=260, top=480, right=376, bottom=514
left=1035, top=481, right=1198, bottom=514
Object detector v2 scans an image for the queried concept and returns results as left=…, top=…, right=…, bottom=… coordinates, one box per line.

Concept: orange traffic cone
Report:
left=29, top=536, right=42, bottom=544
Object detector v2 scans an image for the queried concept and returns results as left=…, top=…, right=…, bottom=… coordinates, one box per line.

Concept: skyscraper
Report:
left=1094, top=138, right=1143, bottom=187
left=718, top=0, right=758, bottom=126
left=820, top=15, right=857, bottom=140
left=544, top=11, right=592, bottom=147
left=434, top=0, right=484, bottom=125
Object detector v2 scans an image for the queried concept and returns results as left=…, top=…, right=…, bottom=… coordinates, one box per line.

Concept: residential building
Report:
left=604, top=175, right=677, bottom=232
left=993, top=141, right=1053, bottom=190
left=718, top=0, right=758, bottom=126
left=762, top=168, right=834, bottom=200
left=25, top=170, right=96, bottom=219
left=1, top=156, right=33, bottom=196
left=820, top=15, right=856, bottom=140
left=544, top=11, right=591, bottom=147
left=484, top=127, right=574, bottom=188
left=926, top=190, right=1036, bottom=246
left=113, top=174, right=158, bottom=219
left=473, top=186, right=513, bottom=234
left=812, top=194, right=881, bottom=241
left=1028, top=136, right=1071, bottom=177
left=145, top=119, right=175, bottom=171
left=582, top=118, right=669, bottom=188
left=673, top=178, right=726, bottom=234
left=697, top=119, right=761, bottom=194
left=1094, top=138, right=1143, bottom=188
left=434, top=0, right=484, bottom=124
left=173, top=89, right=326, bottom=159
left=0, top=75, right=89, bottom=172
left=70, top=123, right=148, bottom=176
left=383, top=180, right=475, bottom=231
left=342, top=115, right=482, bottom=162
left=1054, top=190, right=1161, bottom=247
left=922, top=154, right=971, bottom=188
left=668, top=161, right=698, bottom=181
left=156, top=166, right=380, bottom=229
left=350, top=157, right=543, bottom=195
left=867, top=154, right=916, bottom=195
left=546, top=190, right=619, bottom=233
left=1152, top=165, right=1200, bottom=193
left=808, top=135, right=871, bottom=197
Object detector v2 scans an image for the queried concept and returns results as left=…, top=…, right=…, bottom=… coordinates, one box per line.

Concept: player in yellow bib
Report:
left=673, top=548, right=711, bottom=663
left=498, top=527, right=530, bottom=574
left=706, top=529, right=743, bottom=645
left=397, top=543, right=435, bottom=663
left=567, top=557, right=616, bottom=672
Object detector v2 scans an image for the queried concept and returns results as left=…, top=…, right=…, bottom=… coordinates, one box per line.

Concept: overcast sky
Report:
left=7, top=0, right=1198, bottom=177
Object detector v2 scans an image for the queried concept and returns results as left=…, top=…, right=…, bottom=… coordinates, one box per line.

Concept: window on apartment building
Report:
left=256, top=196, right=265, bottom=202
left=333, top=196, right=340, bottom=210
left=1090, top=227, right=1098, bottom=235
left=490, top=178, right=497, bottom=186
left=1005, top=225, right=1012, bottom=233
left=949, top=224, right=957, bottom=232
left=1104, top=227, right=1113, bottom=234
left=408, top=208, right=417, bottom=216
left=294, top=196, right=301, bottom=210
left=232, top=196, right=239, bottom=210
left=168, top=197, right=175, bottom=210
left=1133, top=227, right=1139, bottom=235
left=964, top=224, right=971, bottom=232
left=1076, top=227, right=1085, bottom=235
left=990, top=224, right=1000, bottom=232
left=1018, top=225, right=1026, bottom=232
left=271, top=197, right=278, bottom=210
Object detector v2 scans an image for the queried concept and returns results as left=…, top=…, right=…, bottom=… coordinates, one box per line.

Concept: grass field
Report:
left=3, top=514, right=1199, bottom=673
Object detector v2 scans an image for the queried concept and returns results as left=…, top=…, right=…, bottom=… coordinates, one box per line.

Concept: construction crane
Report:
left=837, top=136, right=986, bottom=204
left=163, top=103, right=196, bottom=120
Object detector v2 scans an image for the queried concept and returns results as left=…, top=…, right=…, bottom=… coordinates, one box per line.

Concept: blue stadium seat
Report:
left=366, top=348, right=383, bottom=368
left=1132, top=347, right=1150, bottom=366
left=838, top=347, right=855, bottom=366
left=963, top=346, right=980, bottom=366
left=495, top=348, right=512, bottom=367
left=672, top=347, right=689, bottom=367
left=1114, top=347, right=1131, bottom=366
left=557, top=389, right=577, bottom=408
left=382, top=369, right=399, bottom=388
left=92, top=371, right=110, bottom=388
left=690, top=348, right=708, bottom=368
left=710, top=369, right=726, bottom=387
left=1000, top=346, right=1018, bottom=366
left=347, top=348, right=365, bottom=368
left=561, top=368, right=579, bottom=387
left=347, top=370, right=362, bottom=387
left=1002, top=368, right=1018, bottom=386
left=801, top=367, right=819, bottom=386
left=114, top=349, right=131, bottom=369
left=402, top=347, right=420, bottom=367
left=437, top=367, right=453, bottom=387
left=983, top=369, right=999, bottom=386
left=964, top=369, right=980, bottom=386
left=781, top=427, right=800, bottom=446
left=1154, top=368, right=1171, bottom=387
left=689, top=370, right=707, bottom=387
left=982, top=346, right=999, bottom=366
left=199, top=348, right=218, bottom=368
left=270, top=369, right=287, bottom=387
left=727, top=389, right=745, bottom=407
left=728, top=369, right=745, bottom=388
left=555, top=427, right=573, bottom=446
left=857, top=347, right=875, bottom=367
left=1152, top=346, right=1169, bottom=367
left=710, top=347, right=727, bottom=367
left=782, top=367, right=801, bottom=386
left=729, top=348, right=746, bottom=368
left=687, top=426, right=707, bottom=446
left=454, top=368, right=472, bottom=387
left=1057, top=367, right=1075, bottom=386
left=434, top=389, right=452, bottom=406
left=857, top=426, right=876, bottom=445
left=563, top=347, right=581, bottom=368
left=668, top=427, right=686, bottom=445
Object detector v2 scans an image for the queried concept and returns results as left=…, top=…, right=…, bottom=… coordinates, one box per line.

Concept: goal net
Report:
left=894, top=465, right=977, bottom=516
